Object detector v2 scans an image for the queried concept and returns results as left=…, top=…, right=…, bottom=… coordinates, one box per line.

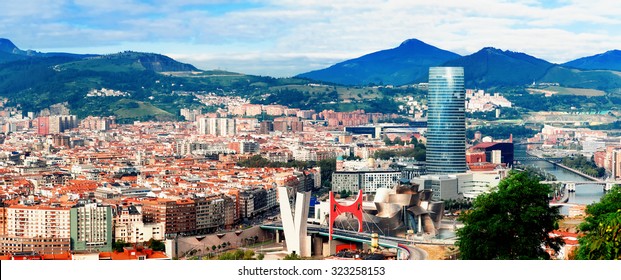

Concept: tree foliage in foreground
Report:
left=283, top=252, right=302, bottom=260
left=218, top=249, right=256, bottom=260
left=575, top=186, right=621, bottom=260
left=456, top=170, right=564, bottom=259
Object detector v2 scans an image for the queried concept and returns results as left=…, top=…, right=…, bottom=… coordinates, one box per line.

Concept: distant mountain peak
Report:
left=396, top=38, right=443, bottom=53
left=563, top=49, right=621, bottom=71
left=0, top=38, right=19, bottom=53
left=481, top=46, right=500, bottom=52
left=398, top=38, right=426, bottom=47
left=442, top=46, right=553, bottom=87
left=478, top=47, right=524, bottom=56
left=297, top=38, right=461, bottom=85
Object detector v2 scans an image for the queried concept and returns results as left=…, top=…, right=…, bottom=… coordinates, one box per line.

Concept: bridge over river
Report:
left=514, top=156, right=564, bottom=162
left=541, top=180, right=617, bottom=192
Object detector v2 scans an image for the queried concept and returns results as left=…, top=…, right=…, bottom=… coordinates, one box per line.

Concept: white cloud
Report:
left=1, top=0, right=620, bottom=76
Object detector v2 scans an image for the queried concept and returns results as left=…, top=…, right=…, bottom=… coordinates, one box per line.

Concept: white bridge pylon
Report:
left=277, top=187, right=312, bottom=257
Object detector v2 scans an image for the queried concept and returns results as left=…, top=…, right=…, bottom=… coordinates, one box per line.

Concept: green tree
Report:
left=218, top=249, right=239, bottom=260
left=383, top=136, right=392, bottom=146
left=575, top=186, right=621, bottom=260
left=283, top=252, right=302, bottom=260
left=113, top=239, right=130, bottom=252
left=243, top=249, right=255, bottom=260
left=467, top=124, right=539, bottom=140
left=217, top=249, right=256, bottom=260
left=146, top=238, right=165, bottom=251
left=561, top=155, right=605, bottom=178
left=318, top=158, right=336, bottom=189
left=456, top=170, right=564, bottom=259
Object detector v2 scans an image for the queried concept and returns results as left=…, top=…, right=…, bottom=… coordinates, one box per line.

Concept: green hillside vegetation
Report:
left=527, top=86, right=606, bottom=97
left=539, top=66, right=621, bottom=90
left=0, top=50, right=410, bottom=121
left=0, top=51, right=24, bottom=63
left=503, top=87, right=616, bottom=112
left=113, top=99, right=174, bottom=121
left=0, top=54, right=202, bottom=120
left=161, top=69, right=240, bottom=76
left=467, top=124, right=539, bottom=140
left=61, top=58, right=145, bottom=72
left=173, top=73, right=269, bottom=88
left=269, top=84, right=384, bottom=101
left=59, top=51, right=198, bottom=73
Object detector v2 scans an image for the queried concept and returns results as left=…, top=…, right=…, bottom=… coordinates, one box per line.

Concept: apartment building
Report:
left=141, top=198, right=196, bottom=237
left=195, top=195, right=224, bottom=234
left=70, top=202, right=113, bottom=252
left=196, top=117, right=236, bottom=137
left=113, top=203, right=164, bottom=243
left=1, top=204, right=71, bottom=254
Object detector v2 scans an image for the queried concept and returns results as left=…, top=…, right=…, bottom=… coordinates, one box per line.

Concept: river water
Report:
left=515, top=146, right=604, bottom=213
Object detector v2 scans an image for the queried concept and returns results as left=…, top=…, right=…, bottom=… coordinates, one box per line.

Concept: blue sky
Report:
left=1, top=0, right=620, bottom=77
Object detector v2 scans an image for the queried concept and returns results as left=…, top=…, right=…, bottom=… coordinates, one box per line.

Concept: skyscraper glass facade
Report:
left=426, top=67, right=467, bottom=174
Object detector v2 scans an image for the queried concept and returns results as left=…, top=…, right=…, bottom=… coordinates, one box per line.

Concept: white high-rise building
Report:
left=196, top=117, right=236, bottom=136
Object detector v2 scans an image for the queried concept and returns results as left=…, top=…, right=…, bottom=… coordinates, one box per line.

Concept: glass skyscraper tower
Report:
left=426, top=67, right=467, bottom=174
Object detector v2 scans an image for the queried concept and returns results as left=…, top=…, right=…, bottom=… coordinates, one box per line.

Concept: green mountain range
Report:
left=0, top=39, right=227, bottom=121
left=2, top=38, right=621, bottom=121
left=1, top=39, right=398, bottom=121
left=297, top=39, right=621, bottom=92
left=442, top=47, right=621, bottom=90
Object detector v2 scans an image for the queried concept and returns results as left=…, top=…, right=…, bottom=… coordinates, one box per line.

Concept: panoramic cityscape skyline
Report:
left=1, top=0, right=620, bottom=267
left=1, top=0, right=620, bottom=76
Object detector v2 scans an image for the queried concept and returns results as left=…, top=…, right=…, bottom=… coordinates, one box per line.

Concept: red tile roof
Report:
left=99, top=247, right=169, bottom=260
